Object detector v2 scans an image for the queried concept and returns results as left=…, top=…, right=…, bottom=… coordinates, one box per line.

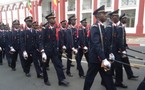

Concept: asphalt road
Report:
left=0, top=46, right=145, bottom=90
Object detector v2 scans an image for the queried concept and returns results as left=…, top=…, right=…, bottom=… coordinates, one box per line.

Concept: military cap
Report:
left=93, top=5, right=107, bottom=15
left=12, top=20, right=20, bottom=25
left=45, top=12, right=56, bottom=19
left=32, top=21, right=38, bottom=25
left=24, top=16, right=33, bottom=22
left=68, top=15, right=76, bottom=20
left=109, top=9, right=119, bottom=16
left=60, top=20, right=67, bottom=23
left=119, top=13, right=128, bottom=20
left=80, top=18, right=87, bottom=23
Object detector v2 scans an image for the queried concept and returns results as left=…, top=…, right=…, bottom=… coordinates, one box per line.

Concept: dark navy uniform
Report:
left=84, top=5, right=116, bottom=90
left=119, top=13, right=138, bottom=80
left=108, top=10, right=127, bottom=88
left=58, top=27, right=67, bottom=63
left=137, top=77, right=145, bottom=90
left=40, top=13, right=69, bottom=86
left=10, top=29, right=21, bottom=70
left=65, top=25, right=78, bottom=76
left=21, top=16, right=42, bottom=77
left=0, top=29, right=3, bottom=65
left=76, top=18, right=89, bottom=78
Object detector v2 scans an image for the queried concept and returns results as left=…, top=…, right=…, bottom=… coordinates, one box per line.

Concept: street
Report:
left=0, top=46, right=145, bottom=90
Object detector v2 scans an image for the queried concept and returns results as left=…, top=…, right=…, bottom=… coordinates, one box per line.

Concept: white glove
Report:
left=23, top=51, right=28, bottom=60
left=122, top=51, right=127, bottom=58
left=0, top=47, right=2, bottom=51
left=109, top=53, right=115, bottom=60
left=62, top=45, right=66, bottom=50
left=72, top=47, right=75, bottom=51
left=74, top=49, right=78, bottom=54
left=42, top=52, right=47, bottom=62
left=72, top=47, right=78, bottom=54
left=10, top=47, right=16, bottom=52
left=83, top=46, right=88, bottom=53
left=103, top=59, right=111, bottom=68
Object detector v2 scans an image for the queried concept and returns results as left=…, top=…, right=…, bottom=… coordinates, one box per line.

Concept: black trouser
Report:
left=11, top=49, right=21, bottom=69
left=42, top=51, right=65, bottom=83
left=20, top=53, right=33, bottom=74
left=121, top=57, right=133, bottom=79
left=114, top=53, right=123, bottom=84
left=76, top=48, right=88, bottom=76
left=66, top=49, right=73, bottom=74
left=137, top=77, right=145, bottom=90
left=84, top=63, right=116, bottom=90
left=33, top=50, right=43, bottom=75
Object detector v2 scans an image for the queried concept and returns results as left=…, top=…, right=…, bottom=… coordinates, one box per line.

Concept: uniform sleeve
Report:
left=117, top=27, right=124, bottom=51
left=20, top=31, right=26, bottom=52
left=39, top=29, right=44, bottom=51
left=90, top=26, right=105, bottom=60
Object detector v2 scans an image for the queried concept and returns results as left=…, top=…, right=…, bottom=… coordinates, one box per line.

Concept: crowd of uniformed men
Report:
left=0, top=5, right=144, bottom=90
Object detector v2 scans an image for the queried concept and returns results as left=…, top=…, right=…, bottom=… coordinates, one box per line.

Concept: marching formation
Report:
left=0, top=5, right=144, bottom=90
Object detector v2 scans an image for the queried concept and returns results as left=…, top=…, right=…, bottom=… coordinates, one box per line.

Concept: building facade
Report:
left=0, top=0, right=145, bottom=36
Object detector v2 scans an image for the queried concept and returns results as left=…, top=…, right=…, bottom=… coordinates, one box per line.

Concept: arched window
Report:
left=19, top=3, right=25, bottom=25
left=2, top=7, right=6, bottom=24
left=13, top=5, right=18, bottom=20
left=7, top=6, right=12, bottom=28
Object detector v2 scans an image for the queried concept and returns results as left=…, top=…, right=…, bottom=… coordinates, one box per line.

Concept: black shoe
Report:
left=66, top=73, right=73, bottom=77
left=115, top=83, right=128, bottom=88
left=8, top=64, right=11, bottom=67
left=0, top=63, right=3, bottom=65
left=128, top=75, right=139, bottom=80
left=79, top=75, right=86, bottom=79
left=45, top=81, right=51, bottom=86
left=101, top=82, right=105, bottom=87
left=37, top=73, right=43, bottom=79
left=25, top=73, right=31, bottom=77
left=70, top=64, right=75, bottom=67
left=12, top=68, right=16, bottom=71
left=59, top=80, right=69, bottom=86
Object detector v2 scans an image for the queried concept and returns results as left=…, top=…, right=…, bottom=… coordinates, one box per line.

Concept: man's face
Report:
left=26, top=20, right=32, bottom=28
left=98, top=12, right=107, bottom=22
left=61, top=22, right=67, bottom=28
left=121, top=17, right=127, bottom=24
left=48, top=18, right=56, bottom=25
left=81, top=21, right=87, bottom=27
left=14, top=24, right=20, bottom=29
left=111, top=15, right=119, bottom=23
left=71, top=19, right=76, bottom=26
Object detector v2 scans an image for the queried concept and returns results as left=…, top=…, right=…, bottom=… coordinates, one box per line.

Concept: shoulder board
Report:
left=91, top=24, right=98, bottom=28
left=106, top=25, right=112, bottom=27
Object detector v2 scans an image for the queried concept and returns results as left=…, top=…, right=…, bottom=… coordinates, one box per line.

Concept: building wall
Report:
left=0, top=0, right=145, bottom=36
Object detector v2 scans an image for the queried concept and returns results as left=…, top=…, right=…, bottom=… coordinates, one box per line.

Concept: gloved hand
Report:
left=10, top=47, right=16, bottom=52
left=101, top=59, right=111, bottom=71
left=0, top=47, right=2, bottom=51
left=72, top=47, right=78, bottom=55
left=23, top=51, right=28, bottom=60
left=62, top=45, right=66, bottom=50
left=122, top=51, right=127, bottom=58
left=83, top=46, right=88, bottom=53
left=109, top=53, right=115, bottom=60
left=42, top=52, right=47, bottom=62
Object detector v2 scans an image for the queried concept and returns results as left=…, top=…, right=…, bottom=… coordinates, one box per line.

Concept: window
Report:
left=82, top=13, right=92, bottom=25
left=13, top=5, right=18, bottom=20
left=67, top=0, right=75, bottom=11
left=100, top=0, right=112, bottom=8
left=82, top=0, right=92, bottom=10
left=19, top=4, right=25, bottom=24
left=7, top=6, right=12, bottom=27
left=121, top=0, right=136, bottom=6
left=121, top=9, right=136, bottom=27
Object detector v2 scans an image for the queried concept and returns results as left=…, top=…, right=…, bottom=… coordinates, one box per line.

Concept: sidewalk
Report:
left=127, top=36, right=145, bottom=46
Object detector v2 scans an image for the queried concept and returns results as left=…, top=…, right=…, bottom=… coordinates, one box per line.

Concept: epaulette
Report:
left=91, top=24, right=98, bottom=28
left=106, top=25, right=112, bottom=27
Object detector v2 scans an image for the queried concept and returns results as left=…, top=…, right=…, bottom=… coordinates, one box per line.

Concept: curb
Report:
left=128, top=44, right=145, bottom=46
